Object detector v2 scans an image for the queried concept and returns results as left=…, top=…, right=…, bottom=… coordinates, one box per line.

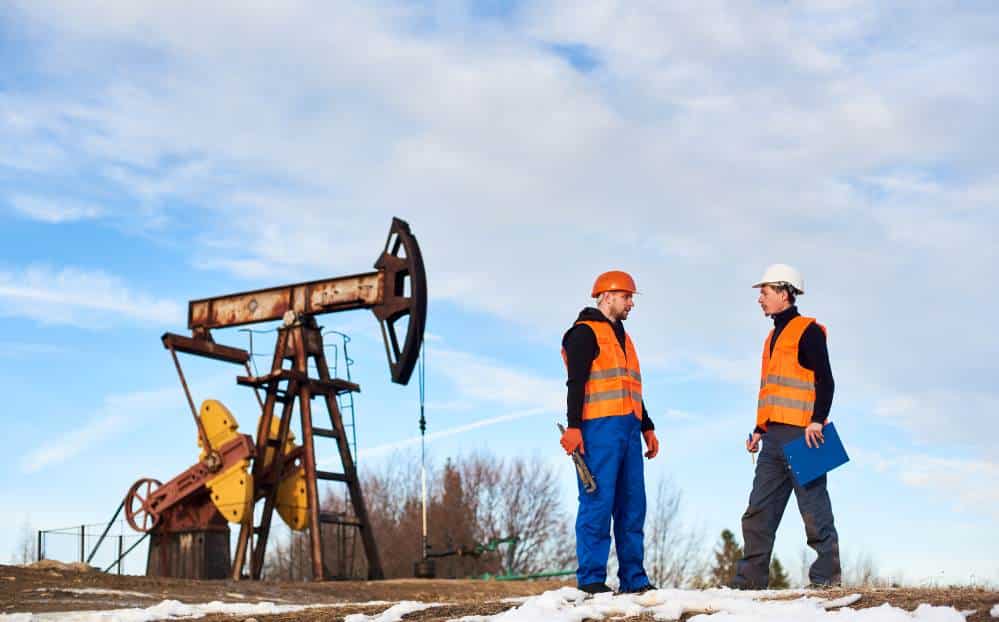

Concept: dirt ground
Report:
left=2, top=562, right=997, bottom=621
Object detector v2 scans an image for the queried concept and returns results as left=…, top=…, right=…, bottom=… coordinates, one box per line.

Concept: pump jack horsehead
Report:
left=123, top=218, right=427, bottom=581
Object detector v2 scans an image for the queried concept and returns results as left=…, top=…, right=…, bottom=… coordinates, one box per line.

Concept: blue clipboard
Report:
left=782, top=422, right=849, bottom=486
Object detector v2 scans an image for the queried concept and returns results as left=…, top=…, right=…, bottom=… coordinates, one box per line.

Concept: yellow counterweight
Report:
left=198, top=400, right=253, bottom=524
left=259, top=415, right=310, bottom=531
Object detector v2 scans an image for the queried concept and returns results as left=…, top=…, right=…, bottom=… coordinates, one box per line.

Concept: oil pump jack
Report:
left=123, top=218, right=426, bottom=581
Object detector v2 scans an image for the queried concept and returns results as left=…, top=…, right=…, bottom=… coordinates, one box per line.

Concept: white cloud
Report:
left=20, top=387, right=179, bottom=473
left=872, top=391, right=999, bottom=459
left=21, top=414, right=128, bottom=473
left=9, top=195, right=105, bottom=223
left=0, top=265, right=184, bottom=327
left=660, top=409, right=699, bottom=422
left=873, top=396, right=918, bottom=419
left=191, top=256, right=280, bottom=281
left=431, top=348, right=564, bottom=412
left=0, top=342, right=69, bottom=357
left=852, top=447, right=999, bottom=518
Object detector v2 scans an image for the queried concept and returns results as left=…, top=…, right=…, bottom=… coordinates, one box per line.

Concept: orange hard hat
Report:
left=591, top=270, right=638, bottom=297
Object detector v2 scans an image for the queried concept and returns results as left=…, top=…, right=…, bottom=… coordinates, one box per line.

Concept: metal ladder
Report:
left=241, top=326, right=366, bottom=579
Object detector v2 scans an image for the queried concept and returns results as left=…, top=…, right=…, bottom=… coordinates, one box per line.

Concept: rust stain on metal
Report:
left=187, top=272, right=382, bottom=330
left=309, top=273, right=382, bottom=309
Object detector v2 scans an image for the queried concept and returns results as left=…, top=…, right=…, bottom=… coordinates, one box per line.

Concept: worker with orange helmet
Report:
left=730, top=263, right=841, bottom=589
left=560, top=270, right=659, bottom=594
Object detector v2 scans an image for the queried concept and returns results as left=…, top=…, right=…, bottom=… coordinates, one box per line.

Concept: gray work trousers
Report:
left=731, top=423, right=841, bottom=588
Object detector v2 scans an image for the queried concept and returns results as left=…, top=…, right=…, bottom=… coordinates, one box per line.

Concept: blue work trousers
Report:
left=576, top=414, right=650, bottom=591
left=732, top=423, right=841, bottom=588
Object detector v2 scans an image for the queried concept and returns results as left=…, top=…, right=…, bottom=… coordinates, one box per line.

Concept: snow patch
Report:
left=451, top=587, right=968, bottom=622
left=990, top=602, right=998, bottom=617
left=334, top=600, right=394, bottom=607
left=821, top=593, right=863, bottom=609
left=345, top=601, right=441, bottom=622
left=31, top=587, right=155, bottom=599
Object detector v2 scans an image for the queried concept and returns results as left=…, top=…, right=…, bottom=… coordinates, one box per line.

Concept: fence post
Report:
left=80, top=525, right=85, bottom=563
left=37, top=530, right=43, bottom=562
left=117, top=535, right=124, bottom=575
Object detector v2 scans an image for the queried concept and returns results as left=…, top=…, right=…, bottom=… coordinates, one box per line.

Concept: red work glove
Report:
left=560, top=427, right=584, bottom=455
left=643, top=430, right=659, bottom=459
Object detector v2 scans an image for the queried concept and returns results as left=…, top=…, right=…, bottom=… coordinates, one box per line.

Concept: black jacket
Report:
left=562, top=307, right=655, bottom=432
left=756, top=305, right=835, bottom=434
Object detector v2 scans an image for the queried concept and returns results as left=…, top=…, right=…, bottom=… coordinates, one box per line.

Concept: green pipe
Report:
left=481, top=569, right=575, bottom=581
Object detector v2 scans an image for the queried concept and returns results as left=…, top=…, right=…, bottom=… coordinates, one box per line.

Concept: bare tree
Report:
left=262, top=527, right=312, bottom=581
left=14, top=518, right=36, bottom=564
left=644, top=478, right=706, bottom=587
left=843, top=552, right=879, bottom=587
left=464, top=453, right=573, bottom=576
left=263, top=451, right=577, bottom=579
left=797, top=546, right=813, bottom=587
left=356, top=451, right=427, bottom=578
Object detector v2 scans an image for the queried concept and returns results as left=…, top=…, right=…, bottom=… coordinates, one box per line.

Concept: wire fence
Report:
left=37, top=521, right=147, bottom=575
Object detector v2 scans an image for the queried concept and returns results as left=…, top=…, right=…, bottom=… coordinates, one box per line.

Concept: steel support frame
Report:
left=231, top=319, right=383, bottom=581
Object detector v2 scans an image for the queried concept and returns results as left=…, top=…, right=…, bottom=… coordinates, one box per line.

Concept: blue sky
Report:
left=1, top=1, right=997, bottom=584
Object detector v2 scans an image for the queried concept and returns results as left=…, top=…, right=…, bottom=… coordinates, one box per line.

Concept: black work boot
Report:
left=619, top=583, right=656, bottom=594
left=579, top=582, right=613, bottom=595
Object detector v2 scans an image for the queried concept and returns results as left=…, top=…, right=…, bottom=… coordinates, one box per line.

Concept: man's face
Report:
left=757, top=284, right=788, bottom=316
left=604, top=291, right=635, bottom=320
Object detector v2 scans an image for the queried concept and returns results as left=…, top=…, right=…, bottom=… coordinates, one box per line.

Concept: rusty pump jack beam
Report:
left=149, top=217, right=426, bottom=581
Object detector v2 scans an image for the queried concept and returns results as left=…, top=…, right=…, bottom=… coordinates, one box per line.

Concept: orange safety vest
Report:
left=757, top=315, right=826, bottom=430
left=563, top=320, right=643, bottom=421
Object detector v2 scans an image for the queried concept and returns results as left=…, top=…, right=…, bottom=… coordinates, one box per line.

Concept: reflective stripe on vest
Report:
left=760, top=374, right=815, bottom=391
left=573, top=320, right=643, bottom=421
left=758, top=395, right=815, bottom=411
left=756, top=315, right=824, bottom=429
left=588, top=367, right=643, bottom=382
left=584, top=388, right=644, bottom=404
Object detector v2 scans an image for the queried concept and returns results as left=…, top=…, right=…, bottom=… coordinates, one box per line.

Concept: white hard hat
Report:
left=752, top=263, right=804, bottom=294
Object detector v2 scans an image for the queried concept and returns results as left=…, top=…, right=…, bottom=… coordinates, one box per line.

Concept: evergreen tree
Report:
left=709, top=529, right=743, bottom=586
left=769, top=555, right=790, bottom=589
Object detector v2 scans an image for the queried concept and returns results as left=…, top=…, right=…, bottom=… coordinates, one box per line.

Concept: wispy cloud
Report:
left=852, top=446, right=999, bottom=518
left=9, top=195, right=105, bottom=224
left=20, top=414, right=128, bottom=474
left=191, top=256, right=280, bottom=281
left=430, top=348, right=563, bottom=411
left=0, top=265, right=183, bottom=327
left=0, top=342, right=69, bottom=358
left=20, top=387, right=179, bottom=473
left=350, top=407, right=552, bottom=461
left=326, top=346, right=565, bottom=463
left=872, top=391, right=999, bottom=459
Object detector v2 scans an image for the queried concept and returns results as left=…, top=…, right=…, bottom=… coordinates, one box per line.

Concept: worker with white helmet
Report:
left=730, top=264, right=841, bottom=589
left=559, top=270, right=659, bottom=594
